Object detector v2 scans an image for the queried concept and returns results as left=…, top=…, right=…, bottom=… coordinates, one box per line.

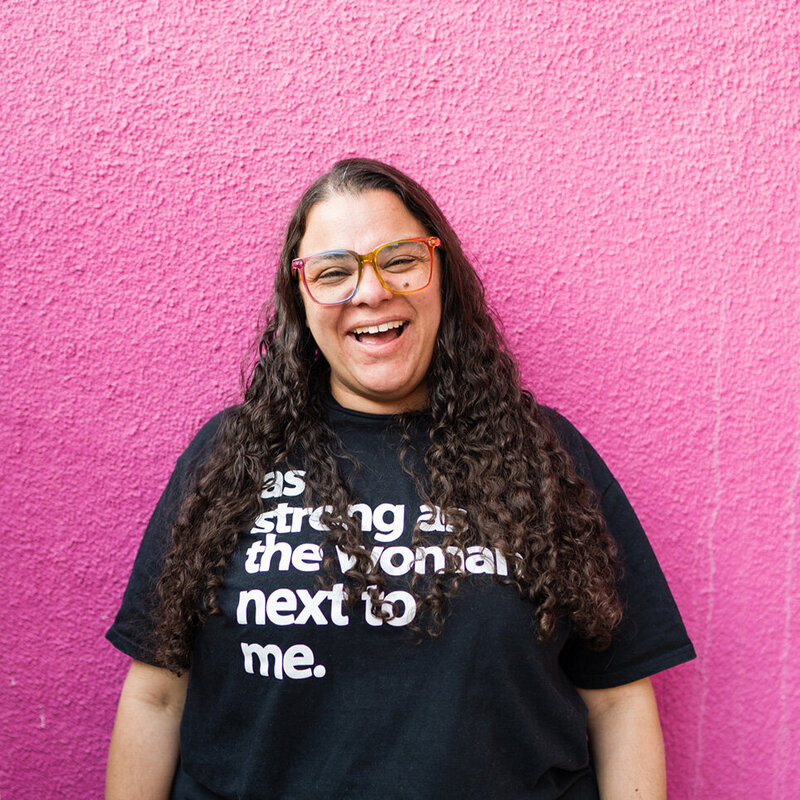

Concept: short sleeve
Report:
left=542, top=408, right=696, bottom=689
left=105, top=410, right=229, bottom=664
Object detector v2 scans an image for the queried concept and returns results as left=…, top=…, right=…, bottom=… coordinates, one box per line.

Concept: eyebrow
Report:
left=307, top=250, right=354, bottom=262
left=306, top=238, right=422, bottom=260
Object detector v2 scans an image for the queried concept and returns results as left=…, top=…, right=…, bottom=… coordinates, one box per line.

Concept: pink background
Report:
left=2, top=1, right=798, bottom=797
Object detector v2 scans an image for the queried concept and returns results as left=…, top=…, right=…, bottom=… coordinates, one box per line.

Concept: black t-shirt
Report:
left=107, top=399, right=695, bottom=800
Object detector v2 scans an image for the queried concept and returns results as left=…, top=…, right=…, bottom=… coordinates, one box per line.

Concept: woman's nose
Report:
left=351, top=261, right=393, bottom=305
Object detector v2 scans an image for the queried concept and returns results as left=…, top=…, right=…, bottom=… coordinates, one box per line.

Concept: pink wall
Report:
left=2, top=0, right=798, bottom=796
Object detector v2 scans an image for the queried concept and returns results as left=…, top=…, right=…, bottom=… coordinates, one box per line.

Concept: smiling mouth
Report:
left=351, top=321, right=407, bottom=343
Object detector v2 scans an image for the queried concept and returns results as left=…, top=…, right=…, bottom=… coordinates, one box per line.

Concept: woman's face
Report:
left=297, top=190, right=442, bottom=414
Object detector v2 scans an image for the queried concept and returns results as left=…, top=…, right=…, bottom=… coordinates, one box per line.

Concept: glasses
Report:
left=292, top=236, right=441, bottom=306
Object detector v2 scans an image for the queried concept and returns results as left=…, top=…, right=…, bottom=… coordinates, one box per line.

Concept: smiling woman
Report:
left=296, top=191, right=442, bottom=414
left=106, top=158, right=694, bottom=800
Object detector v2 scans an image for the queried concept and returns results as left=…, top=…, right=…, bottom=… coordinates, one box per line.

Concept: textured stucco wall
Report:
left=2, top=1, right=798, bottom=797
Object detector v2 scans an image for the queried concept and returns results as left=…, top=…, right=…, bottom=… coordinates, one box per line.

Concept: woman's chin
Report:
left=330, top=375, right=428, bottom=414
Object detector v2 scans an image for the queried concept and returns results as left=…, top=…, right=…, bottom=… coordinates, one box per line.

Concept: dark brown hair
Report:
left=152, top=158, right=622, bottom=672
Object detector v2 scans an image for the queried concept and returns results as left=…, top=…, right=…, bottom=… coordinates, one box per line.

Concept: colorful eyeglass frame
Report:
left=291, top=236, right=441, bottom=305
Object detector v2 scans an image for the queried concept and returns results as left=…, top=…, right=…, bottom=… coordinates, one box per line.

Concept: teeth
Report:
left=352, top=321, right=404, bottom=335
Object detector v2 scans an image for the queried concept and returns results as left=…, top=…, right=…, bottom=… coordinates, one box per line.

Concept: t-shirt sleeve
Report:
left=542, top=408, right=696, bottom=689
left=105, top=410, right=230, bottom=664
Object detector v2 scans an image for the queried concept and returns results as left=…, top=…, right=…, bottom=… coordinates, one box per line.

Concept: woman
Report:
left=106, top=158, right=695, bottom=799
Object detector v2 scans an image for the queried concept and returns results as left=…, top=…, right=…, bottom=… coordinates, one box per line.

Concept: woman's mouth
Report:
left=351, top=321, right=407, bottom=344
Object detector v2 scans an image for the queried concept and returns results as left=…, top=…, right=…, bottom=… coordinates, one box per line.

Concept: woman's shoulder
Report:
left=171, top=405, right=240, bottom=480
left=537, top=405, right=616, bottom=498
left=538, top=405, right=582, bottom=448
left=187, top=406, right=234, bottom=451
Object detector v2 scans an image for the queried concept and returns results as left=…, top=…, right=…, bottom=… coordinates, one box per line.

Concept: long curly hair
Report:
left=152, top=158, right=622, bottom=672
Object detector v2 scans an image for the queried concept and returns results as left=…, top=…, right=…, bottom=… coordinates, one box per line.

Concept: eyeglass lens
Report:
left=303, top=240, right=432, bottom=304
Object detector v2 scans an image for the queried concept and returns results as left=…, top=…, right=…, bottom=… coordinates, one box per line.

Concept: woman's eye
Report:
left=316, top=269, right=349, bottom=282
left=383, top=257, right=417, bottom=271
left=308, top=259, right=356, bottom=283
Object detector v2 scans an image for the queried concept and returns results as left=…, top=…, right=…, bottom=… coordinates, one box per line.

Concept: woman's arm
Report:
left=106, top=660, right=189, bottom=800
left=576, top=677, right=666, bottom=800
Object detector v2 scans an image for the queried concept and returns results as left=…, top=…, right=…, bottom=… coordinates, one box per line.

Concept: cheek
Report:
left=303, top=307, right=341, bottom=353
left=299, top=291, right=320, bottom=335
left=424, top=292, right=443, bottom=336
